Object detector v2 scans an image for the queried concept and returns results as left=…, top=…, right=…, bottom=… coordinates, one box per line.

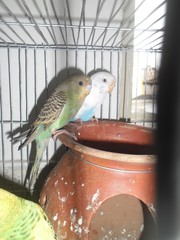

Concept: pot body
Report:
left=40, top=121, right=156, bottom=240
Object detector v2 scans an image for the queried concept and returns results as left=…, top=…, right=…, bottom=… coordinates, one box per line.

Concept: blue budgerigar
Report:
left=71, top=71, right=116, bottom=122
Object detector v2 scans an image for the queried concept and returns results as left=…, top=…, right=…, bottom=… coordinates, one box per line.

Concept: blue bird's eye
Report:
left=79, top=81, right=84, bottom=86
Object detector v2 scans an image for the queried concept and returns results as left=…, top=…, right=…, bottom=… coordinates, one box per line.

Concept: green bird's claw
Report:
left=51, top=129, right=78, bottom=141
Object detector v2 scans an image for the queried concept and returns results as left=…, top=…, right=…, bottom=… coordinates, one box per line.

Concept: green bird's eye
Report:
left=79, top=81, right=84, bottom=86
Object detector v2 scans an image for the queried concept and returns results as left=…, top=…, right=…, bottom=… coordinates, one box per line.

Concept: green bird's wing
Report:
left=0, top=188, right=57, bottom=240
left=19, top=90, right=67, bottom=149
left=35, top=90, right=67, bottom=126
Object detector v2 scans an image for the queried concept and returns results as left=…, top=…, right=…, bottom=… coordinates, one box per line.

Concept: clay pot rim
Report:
left=59, top=133, right=156, bottom=165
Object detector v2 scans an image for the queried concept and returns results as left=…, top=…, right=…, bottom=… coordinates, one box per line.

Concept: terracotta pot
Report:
left=40, top=120, right=156, bottom=240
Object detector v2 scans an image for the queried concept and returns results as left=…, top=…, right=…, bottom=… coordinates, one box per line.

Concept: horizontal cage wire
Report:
left=0, top=0, right=166, bottom=190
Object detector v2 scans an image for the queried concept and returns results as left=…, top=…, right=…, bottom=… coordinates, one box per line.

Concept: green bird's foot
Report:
left=51, top=129, right=78, bottom=141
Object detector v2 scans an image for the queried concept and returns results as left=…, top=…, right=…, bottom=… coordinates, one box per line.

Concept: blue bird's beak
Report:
left=108, top=80, right=116, bottom=93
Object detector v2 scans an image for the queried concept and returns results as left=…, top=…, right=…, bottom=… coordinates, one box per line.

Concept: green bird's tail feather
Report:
left=11, top=129, right=30, bottom=144
left=29, top=138, right=50, bottom=188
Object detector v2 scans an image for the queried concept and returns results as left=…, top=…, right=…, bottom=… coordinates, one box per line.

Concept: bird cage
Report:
left=0, top=0, right=166, bottom=191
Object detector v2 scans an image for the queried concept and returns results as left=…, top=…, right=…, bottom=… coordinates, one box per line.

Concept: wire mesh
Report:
left=0, top=0, right=166, bottom=189
left=0, top=0, right=166, bottom=50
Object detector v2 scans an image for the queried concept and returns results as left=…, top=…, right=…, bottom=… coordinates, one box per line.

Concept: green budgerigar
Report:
left=13, top=73, right=91, bottom=187
left=0, top=188, right=57, bottom=240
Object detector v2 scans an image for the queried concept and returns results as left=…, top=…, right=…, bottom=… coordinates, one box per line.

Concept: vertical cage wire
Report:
left=142, top=52, right=149, bottom=127
left=151, top=51, right=158, bottom=128
left=0, top=64, right=5, bottom=185
left=18, top=48, right=23, bottom=184
left=8, top=47, right=14, bottom=182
